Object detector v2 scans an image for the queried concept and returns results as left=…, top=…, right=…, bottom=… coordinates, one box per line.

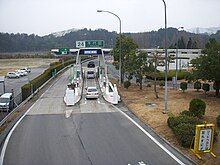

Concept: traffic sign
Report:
left=191, top=123, right=216, bottom=159
left=59, top=48, right=70, bottom=55
left=76, top=40, right=104, bottom=48
left=85, top=40, right=104, bottom=48
left=76, top=41, right=86, bottom=48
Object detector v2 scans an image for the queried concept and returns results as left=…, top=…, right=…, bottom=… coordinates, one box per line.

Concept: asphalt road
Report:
left=0, top=66, right=195, bottom=165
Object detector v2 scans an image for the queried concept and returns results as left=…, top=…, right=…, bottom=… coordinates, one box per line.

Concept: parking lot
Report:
left=0, top=67, right=51, bottom=121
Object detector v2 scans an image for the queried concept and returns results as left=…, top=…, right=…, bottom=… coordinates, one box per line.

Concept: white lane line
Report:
left=0, top=103, right=34, bottom=165
left=0, top=77, right=56, bottom=165
left=97, top=98, right=105, bottom=105
left=112, top=105, right=185, bottom=165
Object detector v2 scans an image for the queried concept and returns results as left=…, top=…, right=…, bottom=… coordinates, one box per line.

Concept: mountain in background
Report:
left=186, top=27, right=220, bottom=35
left=50, top=28, right=79, bottom=37
left=0, top=27, right=220, bottom=52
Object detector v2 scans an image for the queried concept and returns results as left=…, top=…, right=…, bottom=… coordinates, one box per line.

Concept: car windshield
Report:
left=88, top=71, right=94, bottom=74
left=87, top=63, right=95, bottom=68
left=0, top=98, right=9, bottom=103
left=88, top=88, right=97, bottom=92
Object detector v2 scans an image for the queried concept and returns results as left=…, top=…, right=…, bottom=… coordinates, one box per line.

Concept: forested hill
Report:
left=1, top=28, right=220, bottom=52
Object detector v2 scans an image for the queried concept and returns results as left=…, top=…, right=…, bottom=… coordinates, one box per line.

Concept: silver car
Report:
left=86, top=87, right=99, bottom=99
left=6, top=72, right=20, bottom=78
left=87, top=71, right=95, bottom=79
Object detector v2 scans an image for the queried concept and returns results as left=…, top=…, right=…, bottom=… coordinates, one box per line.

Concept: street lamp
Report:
left=175, top=27, right=184, bottom=89
left=162, top=0, right=168, bottom=113
left=97, top=10, right=122, bottom=87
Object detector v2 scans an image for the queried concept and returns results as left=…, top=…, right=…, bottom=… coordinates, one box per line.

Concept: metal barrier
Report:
left=0, top=66, right=67, bottom=128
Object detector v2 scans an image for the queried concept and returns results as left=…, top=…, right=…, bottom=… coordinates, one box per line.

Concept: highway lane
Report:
left=1, top=68, right=195, bottom=165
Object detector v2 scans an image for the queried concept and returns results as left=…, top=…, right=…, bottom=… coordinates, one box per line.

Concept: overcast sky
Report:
left=0, top=0, right=219, bottom=36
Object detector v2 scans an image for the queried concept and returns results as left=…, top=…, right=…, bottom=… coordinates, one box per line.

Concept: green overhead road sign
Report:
left=59, top=48, right=70, bottom=55
left=76, top=40, right=104, bottom=48
left=85, top=40, right=104, bottom=48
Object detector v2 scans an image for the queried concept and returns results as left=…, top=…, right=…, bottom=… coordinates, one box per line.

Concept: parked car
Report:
left=0, top=93, right=13, bottom=112
left=20, top=68, right=31, bottom=73
left=86, top=87, right=99, bottom=99
left=16, top=70, right=28, bottom=76
left=6, top=72, right=20, bottom=78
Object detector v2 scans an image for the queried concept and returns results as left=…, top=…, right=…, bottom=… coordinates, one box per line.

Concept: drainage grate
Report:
left=145, top=103, right=158, bottom=106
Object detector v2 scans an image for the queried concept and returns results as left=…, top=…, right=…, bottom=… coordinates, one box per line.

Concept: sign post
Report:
left=191, top=123, right=216, bottom=159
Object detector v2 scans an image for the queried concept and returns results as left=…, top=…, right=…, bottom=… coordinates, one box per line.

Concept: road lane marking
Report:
left=0, top=76, right=58, bottom=165
left=112, top=105, right=185, bottom=165
left=65, top=110, right=73, bottom=118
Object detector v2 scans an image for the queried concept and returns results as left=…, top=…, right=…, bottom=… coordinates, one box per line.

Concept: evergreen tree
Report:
left=187, top=37, right=192, bottom=49
left=178, top=36, right=186, bottom=49
left=192, top=38, right=220, bottom=96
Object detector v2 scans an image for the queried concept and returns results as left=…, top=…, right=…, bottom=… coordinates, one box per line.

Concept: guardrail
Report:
left=0, top=66, right=67, bottom=128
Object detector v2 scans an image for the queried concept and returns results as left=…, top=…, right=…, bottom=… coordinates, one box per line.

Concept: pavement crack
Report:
left=76, top=131, right=94, bottom=165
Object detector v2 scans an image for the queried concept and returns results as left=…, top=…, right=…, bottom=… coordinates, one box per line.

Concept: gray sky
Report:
left=0, top=0, right=219, bottom=36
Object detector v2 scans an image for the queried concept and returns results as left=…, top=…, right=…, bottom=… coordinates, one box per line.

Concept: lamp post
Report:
left=97, top=10, right=122, bottom=87
left=162, top=0, right=168, bottom=113
left=175, top=27, right=184, bottom=89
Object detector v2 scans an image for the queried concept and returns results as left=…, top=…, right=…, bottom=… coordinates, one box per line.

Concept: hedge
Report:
left=173, top=123, right=196, bottom=147
left=21, top=59, right=75, bottom=101
left=167, top=115, right=202, bottom=129
left=145, top=70, right=189, bottom=81
left=167, top=114, right=203, bottom=148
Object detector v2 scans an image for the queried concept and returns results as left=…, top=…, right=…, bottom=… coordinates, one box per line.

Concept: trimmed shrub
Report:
left=217, top=115, right=220, bottom=128
left=124, top=81, right=131, bottom=89
left=202, top=83, right=210, bottom=94
left=189, top=99, right=206, bottom=118
left=185, top=72, right=194, bottom=83
left=180, top=82, right=187, bottom=92
left=167, top=115, right=202, bottom=129
left=173, top=123, right=196, bottom=147
left=194, top=81, right=201, bottom=91
left=180, top=110, right=195, bottom=117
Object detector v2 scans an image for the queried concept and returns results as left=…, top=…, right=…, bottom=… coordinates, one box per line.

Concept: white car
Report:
left=20, top=68, right=31, bottom=73
left=16, top=70, right=28, bottom=76
left=86, top=87, right=99, bottom=99
left=6, top=72, right=20, bottom=78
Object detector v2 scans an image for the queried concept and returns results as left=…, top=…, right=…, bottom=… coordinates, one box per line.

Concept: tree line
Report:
left=1, top=28, right=220, bottom=52
left=113, top=34, right=220, bottom=97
